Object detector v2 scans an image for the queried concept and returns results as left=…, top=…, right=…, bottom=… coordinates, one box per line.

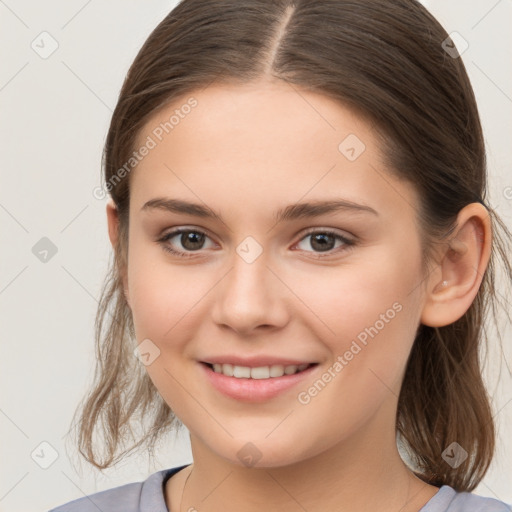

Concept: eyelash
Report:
left=157, top=228, right=356, bottom=259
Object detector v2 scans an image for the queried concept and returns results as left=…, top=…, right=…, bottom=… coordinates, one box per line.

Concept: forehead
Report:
left=129, top=80, right=418, bottom=223
left=135, top=79, right=372, bottom=158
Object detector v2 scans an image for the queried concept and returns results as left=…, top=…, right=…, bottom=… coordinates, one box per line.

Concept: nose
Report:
left=210, top=250, right=290, bottom=336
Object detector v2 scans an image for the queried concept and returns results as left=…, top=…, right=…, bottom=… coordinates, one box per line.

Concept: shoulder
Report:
left=422, top=485, right=512, bottom=512
left=47, top=480, right=144, bottom=512
left=47, top=465, right=188, bottom=512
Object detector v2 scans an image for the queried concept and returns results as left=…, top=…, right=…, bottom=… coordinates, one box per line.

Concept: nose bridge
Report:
left=211, top=244, right=288, bottom=333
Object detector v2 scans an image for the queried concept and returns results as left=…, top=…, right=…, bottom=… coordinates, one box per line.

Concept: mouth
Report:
left=199, top=361, right=320, bottom=402
left=201, top=362, right=317, bottom=379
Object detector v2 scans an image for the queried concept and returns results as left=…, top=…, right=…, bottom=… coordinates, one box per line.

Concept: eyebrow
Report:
left=140, top=197, right=379, bottom=223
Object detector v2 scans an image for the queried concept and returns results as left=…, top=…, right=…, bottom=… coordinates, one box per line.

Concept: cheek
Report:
left=289, top=248, right=424, bottom=404
left=127, top=247, right=225, bottom=367
left=125, top=246, right=207, bottom=416
left=289, top=261, right=421, bottom=442
left=293, top=250, right=420, bottom=341
left=127, top=241, right=196, bottom=340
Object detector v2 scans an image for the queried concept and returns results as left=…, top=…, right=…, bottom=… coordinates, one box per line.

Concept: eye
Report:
left=157, top=227, right=356, bottom=259
left=157, top=228, right=214, bottom=258
left=294, top=229, right=355, bottom=257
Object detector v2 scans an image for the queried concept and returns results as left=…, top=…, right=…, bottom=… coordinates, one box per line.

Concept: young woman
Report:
left=49, top=0, right=512, bottom=510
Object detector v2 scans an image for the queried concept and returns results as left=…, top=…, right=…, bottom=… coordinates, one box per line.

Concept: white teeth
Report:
left=210, top=363, right=311, bottom=379
left=222, top=363, right=234, bottom=377
left=269, top=365, right=285, bottom=377
left=233, top=365, right=251, bottom=378
left=251, top=366, right=270, bottom=379
left=284, top=365, right=298, bottom=375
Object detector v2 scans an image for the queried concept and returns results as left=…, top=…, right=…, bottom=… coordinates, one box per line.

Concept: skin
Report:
left=106, top=79, right=492, bottom=512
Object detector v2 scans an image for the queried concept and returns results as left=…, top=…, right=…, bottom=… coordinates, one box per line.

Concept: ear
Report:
left=420, top=202, right=492, bottom=327
left=106, top=200, right=131, bottom=307
left=106, top=199, right=119, bottom=248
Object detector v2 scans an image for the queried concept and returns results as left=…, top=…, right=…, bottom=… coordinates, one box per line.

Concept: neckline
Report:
left=418, top=485, right=456, bottom=511
left=160, top=464, right=191, bottom=512
left=156, top=466, right=454, bottom=512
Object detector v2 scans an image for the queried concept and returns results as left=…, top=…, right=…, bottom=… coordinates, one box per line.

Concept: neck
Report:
left=172, top=416, right=439, bottom=512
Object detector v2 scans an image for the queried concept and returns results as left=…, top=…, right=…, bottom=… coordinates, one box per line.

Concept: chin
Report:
left=205, top=435, right=319, bottom=470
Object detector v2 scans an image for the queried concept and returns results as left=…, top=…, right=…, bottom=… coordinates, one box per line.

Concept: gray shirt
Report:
left=48, top=465, right=512, bottom=511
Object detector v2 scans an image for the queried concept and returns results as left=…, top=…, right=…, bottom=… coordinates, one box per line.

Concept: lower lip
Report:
left=200, top=362, right=318, bottom=402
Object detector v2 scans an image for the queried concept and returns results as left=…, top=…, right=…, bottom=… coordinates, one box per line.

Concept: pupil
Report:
left=311, top=233, right=334, bottom=252
left=182, top=231, right=204, bottom=250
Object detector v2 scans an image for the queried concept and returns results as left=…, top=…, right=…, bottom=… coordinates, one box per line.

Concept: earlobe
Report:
left=420, top=203, right=492, bottom=328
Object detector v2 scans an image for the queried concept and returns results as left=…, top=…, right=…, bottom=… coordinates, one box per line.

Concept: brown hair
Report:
left=70, top=0, right=512, bottom=492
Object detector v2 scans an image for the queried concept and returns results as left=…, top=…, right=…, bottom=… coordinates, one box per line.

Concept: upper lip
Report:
left=201, top=356, right=317, bottom=367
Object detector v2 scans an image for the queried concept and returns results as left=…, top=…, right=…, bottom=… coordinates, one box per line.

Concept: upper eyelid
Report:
left=160, top=226, right=354, bottom=248
left=160, top=226, right=217, bottom=245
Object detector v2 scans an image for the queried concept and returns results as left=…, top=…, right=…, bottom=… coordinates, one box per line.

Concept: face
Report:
left=118, top=79, right=429, bottom=468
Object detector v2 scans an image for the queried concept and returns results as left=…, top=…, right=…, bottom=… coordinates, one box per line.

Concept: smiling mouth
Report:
left=201, top=362, right=318, bottom=379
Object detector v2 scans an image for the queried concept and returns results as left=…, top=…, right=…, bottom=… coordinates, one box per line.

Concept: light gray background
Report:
left=1, top=1, right=511, bottom=511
